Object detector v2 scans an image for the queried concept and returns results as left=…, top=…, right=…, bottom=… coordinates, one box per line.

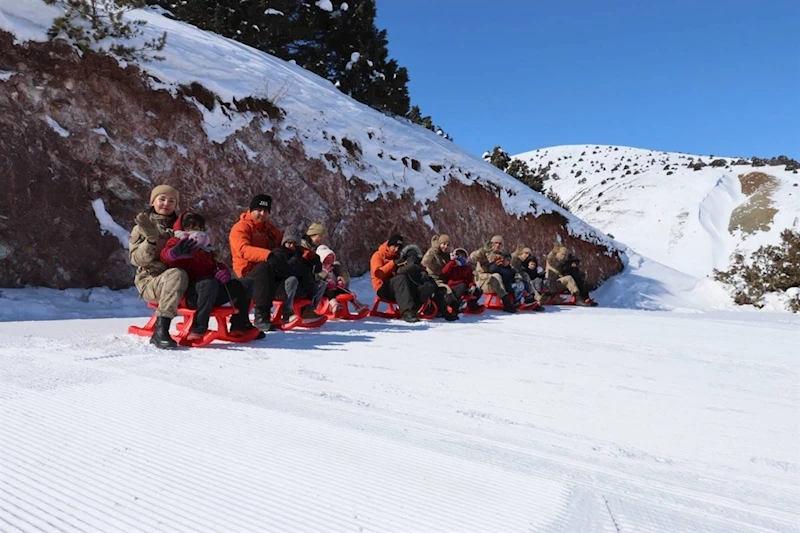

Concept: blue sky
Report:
left=376, top=0, right=800, bottom=158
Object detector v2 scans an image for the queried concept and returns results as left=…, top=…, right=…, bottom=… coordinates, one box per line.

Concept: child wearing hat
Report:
left=161, top=212, right=261, bottom=341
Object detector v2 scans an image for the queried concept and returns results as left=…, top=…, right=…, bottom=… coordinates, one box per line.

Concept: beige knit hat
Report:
left=437, top=234, right=450, bottom=245
left=307, top=221, right=326, bottom=236
left=150, top=185, right=179, bottom=205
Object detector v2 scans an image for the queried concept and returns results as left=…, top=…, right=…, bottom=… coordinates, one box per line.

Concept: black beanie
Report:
left=388, top=234, right=404, bottom=247
left=249, top=194, right=272, bottom=212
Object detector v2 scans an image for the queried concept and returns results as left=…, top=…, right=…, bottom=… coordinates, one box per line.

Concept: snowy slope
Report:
left=0, top=0, right=612, bottom=249
left=513, top=145, right=800, bottom=278
left=1, top=289, right=798, bottom=533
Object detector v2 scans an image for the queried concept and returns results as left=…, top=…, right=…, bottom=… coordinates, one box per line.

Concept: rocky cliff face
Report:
left=0, top=32, right=623, bottom=290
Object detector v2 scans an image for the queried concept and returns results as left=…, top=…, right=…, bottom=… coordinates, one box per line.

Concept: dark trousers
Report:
left=185, top=278, right=249, bottom=333
left=242, top=262, right=280, bottom=309
left=377, top=275, right=436, bottom=314
left=450, top=282, right=468, bottom=302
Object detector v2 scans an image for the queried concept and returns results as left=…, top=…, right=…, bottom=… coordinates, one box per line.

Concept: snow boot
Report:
left=574, top=297, right=596, bottom=307
left=300, top=305, right=325, bottom=323
left=501, top=294, right=517, bottom=313
left=150, top=316, right=177, bottom=349
left=230, top=318, right=267, bottom=339
left=401, top=310, right=420, bottom=323
left=466, top=299, right=483, bottom=312
left=253, top=307, right=276, bottom=333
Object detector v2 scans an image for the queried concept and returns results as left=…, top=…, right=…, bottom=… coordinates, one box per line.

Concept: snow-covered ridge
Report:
left=514, top=144, right=800, bottom=278
left=0, top=0, right=614, bottom=249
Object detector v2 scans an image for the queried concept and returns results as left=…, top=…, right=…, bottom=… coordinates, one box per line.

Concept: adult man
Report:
left=129, top=185, right=195, bottom=348
left=470, top=235, right=516, bottom=313
left=370, top=234, right=444, bottom=323
left=545, top=245, right=597, bottom=306
left=229, top=194, right=284, bottom=331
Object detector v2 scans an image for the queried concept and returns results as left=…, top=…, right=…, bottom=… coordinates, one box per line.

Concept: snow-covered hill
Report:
left=514, top=145, right=800, bottom=278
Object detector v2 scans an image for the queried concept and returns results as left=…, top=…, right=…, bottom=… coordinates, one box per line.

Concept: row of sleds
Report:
left=128, top=291, right=586, bottom=348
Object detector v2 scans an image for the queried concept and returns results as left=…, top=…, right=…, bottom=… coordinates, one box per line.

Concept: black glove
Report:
left=170, top=238, right=198, bottom=259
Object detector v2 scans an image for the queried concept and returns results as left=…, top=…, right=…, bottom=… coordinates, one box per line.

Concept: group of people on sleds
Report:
left=130, top=185, right=596, bottom=349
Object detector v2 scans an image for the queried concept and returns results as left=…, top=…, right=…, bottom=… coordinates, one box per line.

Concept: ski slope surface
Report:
left=1, top=287, right=798, bottom=533
left=513, top=145, right=800, bottom=278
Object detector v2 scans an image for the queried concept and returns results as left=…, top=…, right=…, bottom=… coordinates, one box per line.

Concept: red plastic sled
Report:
left=459, top=294, right=485, bottom=315
left=271, top=297, right=328, bottom=330
left=540, top=292, right=577, bottom=306
left=369, top=297, right=438, bottom=320
left=482, top=292, right=541, bottom=312
left=316, top=293, right=369, bottom=321
left=128, top=302, right=261, bottom=347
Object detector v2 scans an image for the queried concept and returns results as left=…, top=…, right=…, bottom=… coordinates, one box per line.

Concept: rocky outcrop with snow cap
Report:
left=0, top=1, right=622, bottom=289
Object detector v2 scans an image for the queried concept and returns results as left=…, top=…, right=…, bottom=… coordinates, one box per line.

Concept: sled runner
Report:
left=128, top=302, right=261, bottom=347
left=271, top=297, right=328, bottom=330
left=369, top=297, right=438, bottom=320
left=317, top=293, right=370, bottom=321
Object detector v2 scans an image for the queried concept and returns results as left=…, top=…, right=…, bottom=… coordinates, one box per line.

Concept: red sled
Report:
left=369, top=297, right=438, bottom=320
left=539, top=292, right=597, bottom=306
left=482, top=292, right=541, bottom=312
left=128, top=302, right=261, bottom=347
left=271, top=297, right=328, bottom=331
left=316, top=293, right=369, bottom=321
left=459, top=294, right=485, bottom=315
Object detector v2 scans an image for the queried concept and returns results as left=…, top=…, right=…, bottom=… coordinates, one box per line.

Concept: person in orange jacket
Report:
left=370, top=234, right=445, bottom=323
left=229, top=194, right=285, bottom=332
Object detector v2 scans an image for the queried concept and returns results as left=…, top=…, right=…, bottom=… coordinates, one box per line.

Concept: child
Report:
left=489, top=252, right=533, bottom=306
left=316, top=245, right=369, bottom=314
left=520, top=255, right=546, bottom=295
left=161, top=212, right=261, bottom=341
left=441, top=247, right=482, bottom=312
left=267, top=229, right=327, bottom=323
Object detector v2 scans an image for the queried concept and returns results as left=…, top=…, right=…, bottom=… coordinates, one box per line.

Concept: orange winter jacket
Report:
left=370, top=241, right=400, bottom=291
left=229, top=211, right=283, bottom=277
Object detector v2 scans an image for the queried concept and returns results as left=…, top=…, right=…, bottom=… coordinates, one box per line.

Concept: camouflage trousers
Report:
left=476, top=272, right=507, bottom=298
left=138, top=268, right=189, bottom=318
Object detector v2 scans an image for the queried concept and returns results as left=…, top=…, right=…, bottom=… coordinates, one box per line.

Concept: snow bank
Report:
left=0, top=0, right=617, bottom=249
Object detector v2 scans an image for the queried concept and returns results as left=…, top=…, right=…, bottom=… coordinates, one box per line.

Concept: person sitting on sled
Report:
left=161, top=212, right=262, bottom=342
left=315, top=245, right=370, bottom=315
left=441, top=247, right=483, bottom=312
left=266, top=229, right=327, bottom=324
left=545, top=244, right=597, bottom=306
left=489, top=252, right=534, bottom=307
left=519, top=255, right=546, bottom=296
left=129, top=185, right=193, bottom=349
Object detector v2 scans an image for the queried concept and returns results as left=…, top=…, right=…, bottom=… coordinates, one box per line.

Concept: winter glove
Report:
left=135, top=212, right=160, bottom=241
left=215, top=268, right=231, bottom=285
left=165, top=238, right=198, bottom=261
left=326, top=280, right=336, bottom=291
left=337, top=279, right=345, bottom=288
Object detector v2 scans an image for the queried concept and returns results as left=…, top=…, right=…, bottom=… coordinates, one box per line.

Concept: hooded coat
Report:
left=129, top=209, right=179, bottom=293
left=421, top=235, right=453, bottom=294
left=370, top=241, right=400, bottom=291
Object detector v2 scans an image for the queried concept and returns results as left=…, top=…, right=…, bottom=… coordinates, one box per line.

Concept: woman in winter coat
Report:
left=421, top=234, right=458, bottom=311
left=129, top=185, right=193, bottom=349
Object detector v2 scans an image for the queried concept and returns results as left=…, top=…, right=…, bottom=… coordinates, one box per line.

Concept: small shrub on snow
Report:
left=714, top=229, right=800, bottom=311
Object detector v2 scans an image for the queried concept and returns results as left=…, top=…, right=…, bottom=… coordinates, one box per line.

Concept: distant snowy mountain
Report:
left=513, top=145, right=800, bottom=278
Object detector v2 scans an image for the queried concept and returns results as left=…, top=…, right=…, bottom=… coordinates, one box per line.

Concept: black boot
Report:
left=501, top=294, right=517, bottom=313
left=150, top=316, right=177, bottom=349
left=253, top=306, right=277, bottom=332
left=401, top=310, right=420, bottom=323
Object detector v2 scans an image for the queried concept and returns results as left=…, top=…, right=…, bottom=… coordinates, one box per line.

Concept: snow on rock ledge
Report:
left=0, top=3, right=622, bottom=289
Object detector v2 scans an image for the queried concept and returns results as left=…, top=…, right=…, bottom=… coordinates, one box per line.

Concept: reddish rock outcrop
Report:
left=0, top=33, right=622, bottom=290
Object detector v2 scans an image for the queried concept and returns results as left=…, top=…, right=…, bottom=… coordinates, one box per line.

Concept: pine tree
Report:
left=45, top=0, right=166, bottom=61
left=487, top=146, right=511, bottom=172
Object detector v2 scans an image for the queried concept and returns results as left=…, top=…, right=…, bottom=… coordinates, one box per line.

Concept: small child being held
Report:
left=441, top=247, right=482, bottom=311
left=316, top=245, right=369, bottom=313
left=161, top=212, right=259, bottom=341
